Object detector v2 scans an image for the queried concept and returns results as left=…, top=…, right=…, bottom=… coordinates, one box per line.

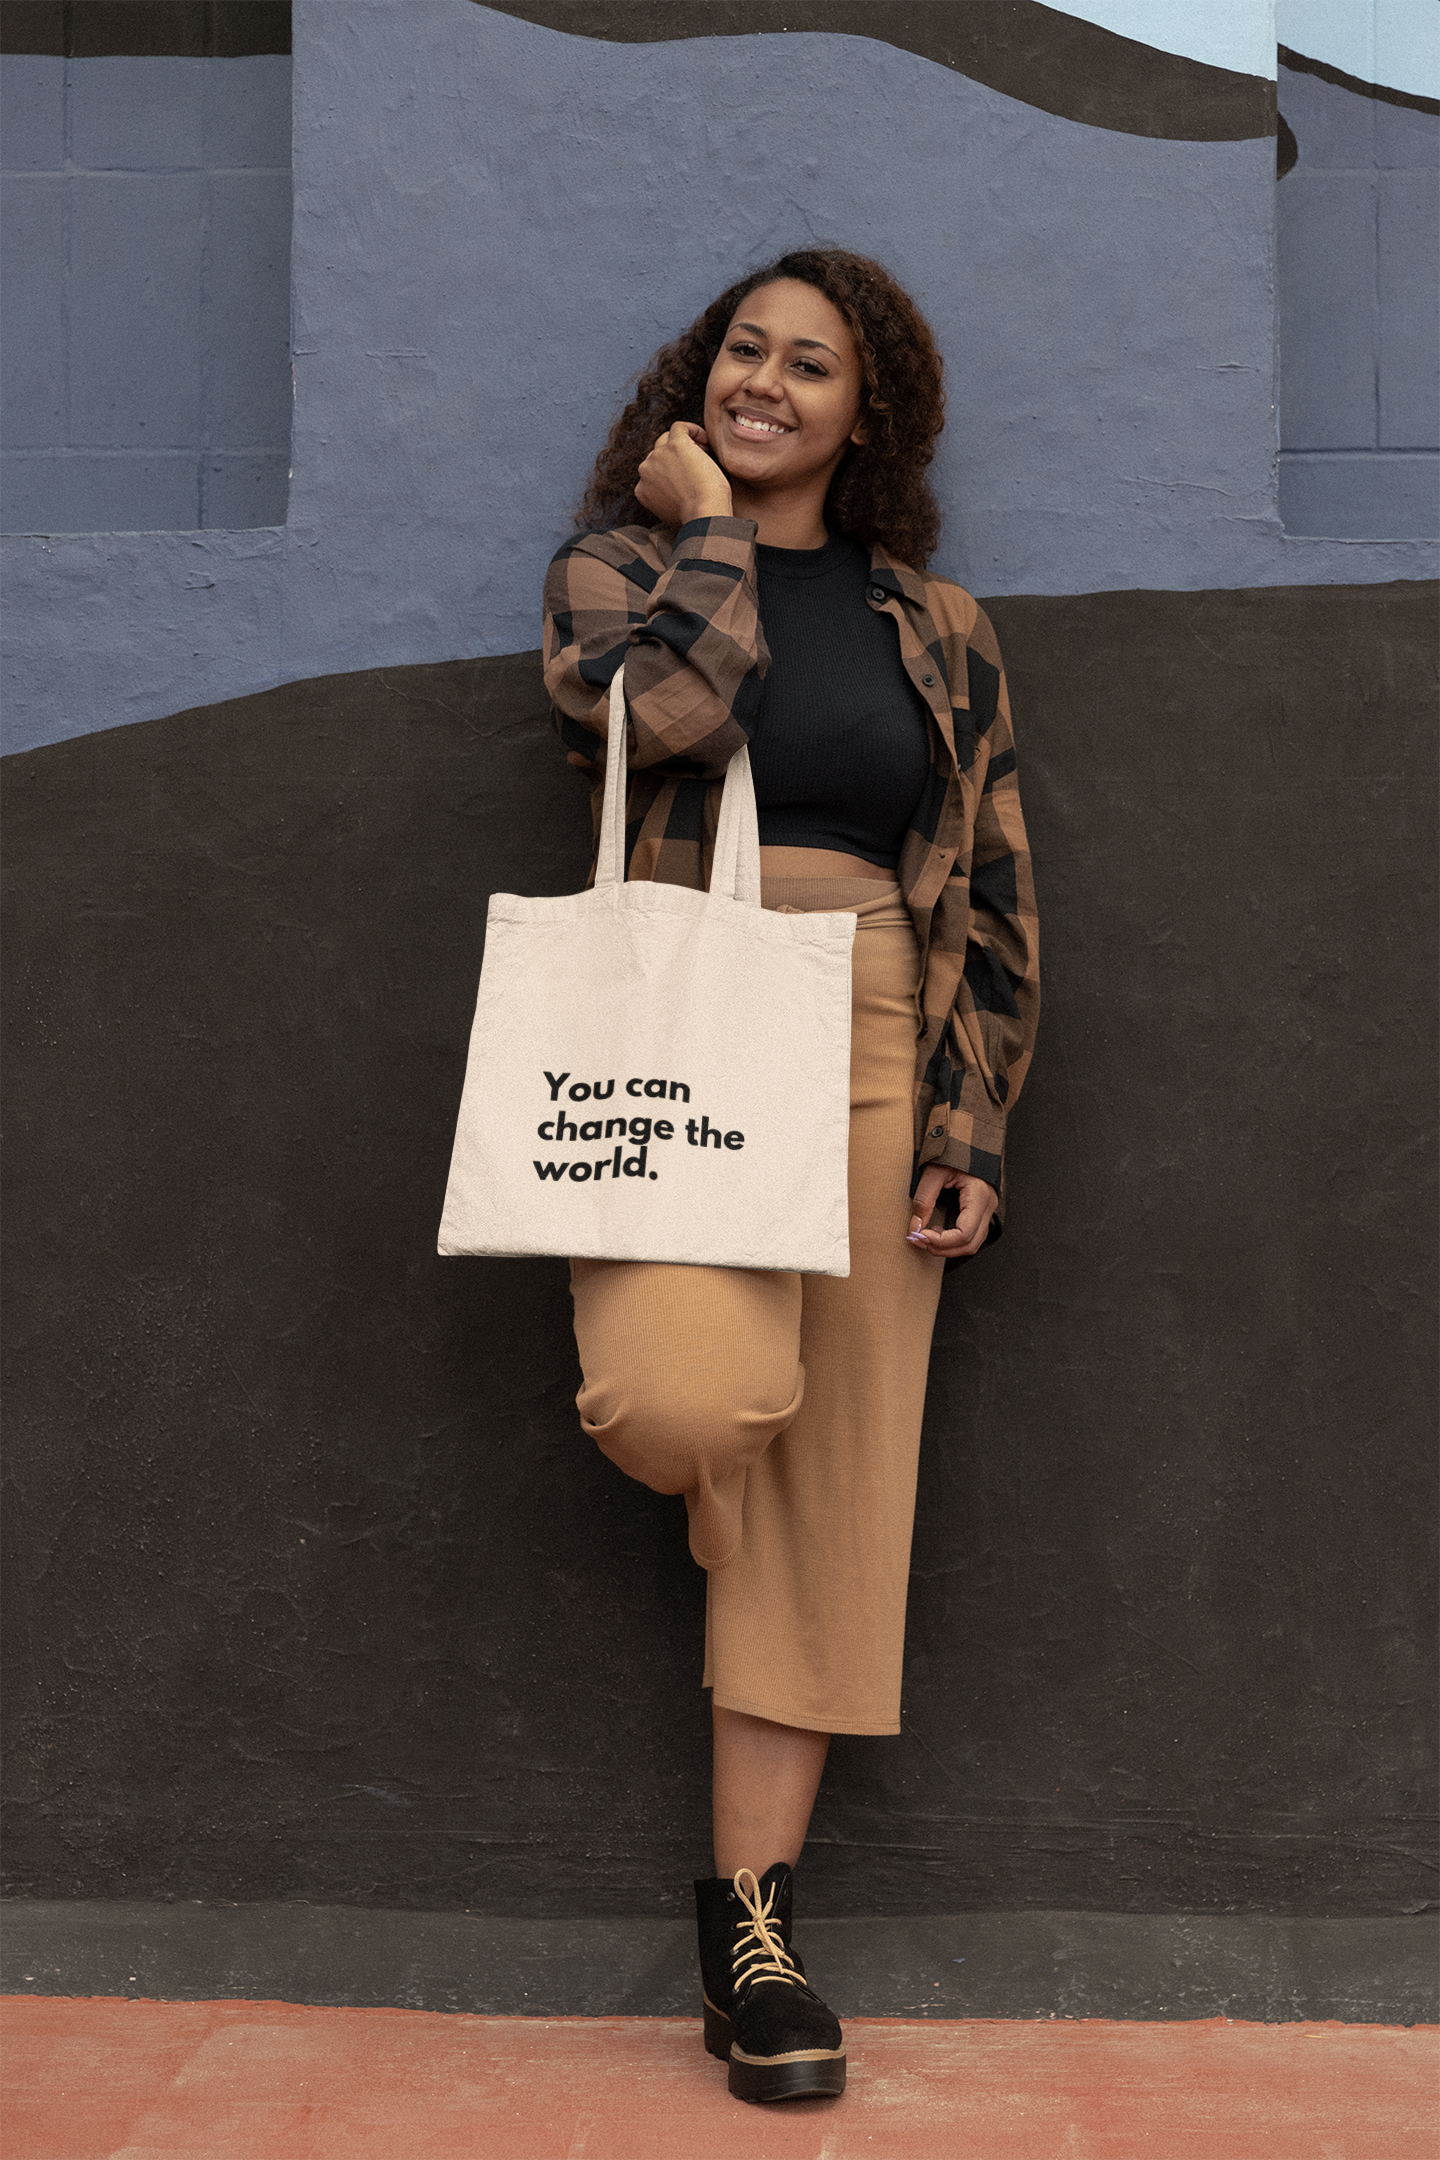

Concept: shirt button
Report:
left=868, top=585, right=886, bottom=603
left=929, top=1125, right=945, bottom=1138
left=921, top=673, right=936, bottom=685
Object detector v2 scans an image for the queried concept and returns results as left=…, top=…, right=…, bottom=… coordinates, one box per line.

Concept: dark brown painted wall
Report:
left=0, top=2, right=291, bottom=55
left=3, top=585, right=1435, bottom=1917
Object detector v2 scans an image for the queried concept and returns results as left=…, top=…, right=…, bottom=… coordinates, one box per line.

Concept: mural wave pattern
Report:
left=476, top=0, right=1274, bottom=139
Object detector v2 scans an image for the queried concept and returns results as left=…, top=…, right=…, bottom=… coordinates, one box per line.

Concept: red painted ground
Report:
left=2, top=1997, right=1435, bottom=2160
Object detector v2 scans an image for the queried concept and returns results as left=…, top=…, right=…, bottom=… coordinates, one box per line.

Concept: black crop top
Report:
left=749, top=533, right=933, bottom=870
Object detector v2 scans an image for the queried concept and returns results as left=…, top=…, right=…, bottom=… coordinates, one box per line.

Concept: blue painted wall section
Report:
left=281, top=11, right=1293, bottom=638
left=1, top=0, right=1436, bottom=754
left=1278, top=58, right=1440, bottom=536
left=0, top=54, right=293, bottom=535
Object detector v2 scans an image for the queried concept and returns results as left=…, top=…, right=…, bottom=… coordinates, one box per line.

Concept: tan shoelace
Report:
left=730, top=1868, right=804, bottom=1991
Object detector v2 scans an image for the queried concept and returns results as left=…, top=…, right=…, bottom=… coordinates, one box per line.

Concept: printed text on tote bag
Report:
left=535, top=1071, right=745, bottom=1184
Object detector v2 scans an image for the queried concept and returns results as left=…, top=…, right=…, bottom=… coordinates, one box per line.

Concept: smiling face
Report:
left=701, top=279, right=868, bottom=514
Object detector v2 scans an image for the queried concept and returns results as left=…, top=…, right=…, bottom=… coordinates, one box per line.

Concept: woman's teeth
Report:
left=731, top=413, right=790, bottom=435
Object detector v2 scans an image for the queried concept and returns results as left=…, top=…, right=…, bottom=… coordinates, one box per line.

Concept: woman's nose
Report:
left=740, top=357, right=784, bottom=400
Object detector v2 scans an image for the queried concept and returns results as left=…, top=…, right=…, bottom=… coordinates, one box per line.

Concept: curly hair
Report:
left=576, top=247, right=946, bottom=570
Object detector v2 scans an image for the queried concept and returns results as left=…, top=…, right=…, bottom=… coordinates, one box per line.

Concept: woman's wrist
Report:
left=678, top=482, right=735, bottom=524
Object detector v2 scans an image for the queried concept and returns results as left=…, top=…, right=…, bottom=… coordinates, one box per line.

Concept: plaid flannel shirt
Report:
left=543, top=516, right=1039, bottom=1227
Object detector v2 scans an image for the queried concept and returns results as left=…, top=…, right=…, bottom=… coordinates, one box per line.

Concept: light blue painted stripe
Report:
left=1278, top=0, right=1440, bottom=97
left=1046, top=1, right=1276, bottom=81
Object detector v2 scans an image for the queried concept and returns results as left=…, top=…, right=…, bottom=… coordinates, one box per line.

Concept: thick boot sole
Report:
left=702, top=2000, right=732, bottom=2062
left=727, top=2045, right=847, bottom=2104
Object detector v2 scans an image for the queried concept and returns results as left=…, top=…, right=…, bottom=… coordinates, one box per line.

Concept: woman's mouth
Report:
left=726, top=408, right=794, bottom=442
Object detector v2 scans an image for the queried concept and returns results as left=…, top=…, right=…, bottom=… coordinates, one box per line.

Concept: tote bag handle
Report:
left=593, top=664, right=761, bottom=907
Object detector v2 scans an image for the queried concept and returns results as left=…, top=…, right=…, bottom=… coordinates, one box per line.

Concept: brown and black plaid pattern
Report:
left=543, top=517, right=1039, bottom=1213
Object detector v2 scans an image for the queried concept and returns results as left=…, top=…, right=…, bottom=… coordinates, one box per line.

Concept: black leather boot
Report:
left=694, top=1863, right=846, bottom=2103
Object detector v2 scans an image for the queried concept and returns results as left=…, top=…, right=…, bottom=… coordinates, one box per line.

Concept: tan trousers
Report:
left=569, top=879, right=945, bottom=1735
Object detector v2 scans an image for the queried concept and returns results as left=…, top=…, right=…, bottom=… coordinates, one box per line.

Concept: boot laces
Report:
left=730, top=1868, right=803, bottom=1992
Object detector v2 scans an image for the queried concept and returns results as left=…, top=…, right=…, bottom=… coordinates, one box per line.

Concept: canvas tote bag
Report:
left=437, top=665, right=856, bottom=1273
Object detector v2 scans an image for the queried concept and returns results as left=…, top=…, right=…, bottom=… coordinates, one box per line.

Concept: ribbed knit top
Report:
left=749, top=532, right=934, bottom=870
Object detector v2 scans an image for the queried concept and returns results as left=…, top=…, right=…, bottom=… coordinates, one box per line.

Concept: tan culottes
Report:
left=569, top=878, right=945, bottom=1735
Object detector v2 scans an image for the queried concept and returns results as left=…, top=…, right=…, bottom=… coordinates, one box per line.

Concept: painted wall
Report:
left=1278, top=0, right=1440, bottom=101
left=2, top=1, right=1436, bottom=1921
left=1277, top=54, right=1439, bottom=536
left=0, top=50, right=293, bottom=533
left=2, top=0, right=1437, bottom=753
left=4, top=586, right=1434, bottom=1918
left=1038, top=0, right=1277, bottom=77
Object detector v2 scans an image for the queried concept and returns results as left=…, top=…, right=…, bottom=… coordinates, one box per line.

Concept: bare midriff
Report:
left=757, top=846, right=895, bottom=881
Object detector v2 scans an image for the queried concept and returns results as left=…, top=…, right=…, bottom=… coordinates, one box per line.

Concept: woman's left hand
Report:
left=906, top=1166, right=998, bottom=1259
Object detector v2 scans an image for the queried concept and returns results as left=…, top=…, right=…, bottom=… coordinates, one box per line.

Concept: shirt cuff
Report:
left=673, top=516, right=759, bottom=549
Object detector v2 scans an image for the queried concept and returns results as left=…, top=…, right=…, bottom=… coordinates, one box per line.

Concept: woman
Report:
left=543, top=248, right=1039, bottom=2104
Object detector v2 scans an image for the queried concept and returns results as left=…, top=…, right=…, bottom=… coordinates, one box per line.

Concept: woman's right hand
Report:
left=635, top=421, right=734, bottom=529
